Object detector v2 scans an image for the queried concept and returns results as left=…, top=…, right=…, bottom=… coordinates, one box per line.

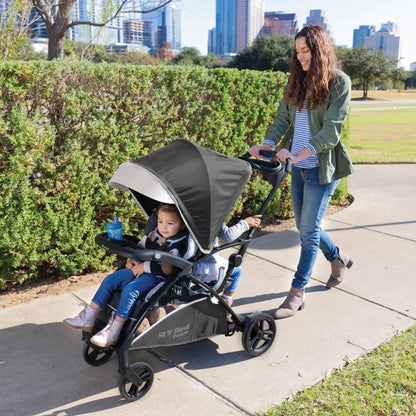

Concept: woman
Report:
left=249, top=25, right=354, bottom=319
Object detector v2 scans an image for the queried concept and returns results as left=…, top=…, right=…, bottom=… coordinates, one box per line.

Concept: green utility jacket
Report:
left=264, top=70, right=354, bottom=184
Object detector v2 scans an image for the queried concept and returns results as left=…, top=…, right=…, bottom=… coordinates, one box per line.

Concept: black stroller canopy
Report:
left=109, top=139, right=252, bottom=253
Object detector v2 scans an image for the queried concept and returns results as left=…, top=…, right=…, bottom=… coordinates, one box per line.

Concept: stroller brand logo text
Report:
left=158, top=323, right=191, bottom=340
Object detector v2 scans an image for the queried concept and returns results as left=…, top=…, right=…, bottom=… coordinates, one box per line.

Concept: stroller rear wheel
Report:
left=83, top=342, right=114, bottom=366
left=119, top=362, right=154, bottom=401
left=242, top=312, right=276, bottom=357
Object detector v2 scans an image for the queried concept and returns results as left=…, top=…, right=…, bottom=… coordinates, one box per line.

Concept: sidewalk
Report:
left=1, top=164, right=415, bottom=416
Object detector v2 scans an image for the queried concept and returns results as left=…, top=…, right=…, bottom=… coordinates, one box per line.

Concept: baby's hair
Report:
left=158, top=204, right=183, bottom=222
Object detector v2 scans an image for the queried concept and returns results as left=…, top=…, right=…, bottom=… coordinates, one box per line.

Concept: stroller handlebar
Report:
left=258, top=150, right=292, bottom=173
left=95, top=233, right=193, bottom=271
left=240, top=150, right=292, bottom=173
left=239, top=151, right=291, bottom=188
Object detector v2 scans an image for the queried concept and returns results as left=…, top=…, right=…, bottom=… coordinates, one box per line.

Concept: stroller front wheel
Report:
left=242, top=312, right=276, bottom=357
left=119, top=362, right=154, bottom=401
left=83, top=342, right=114, bottom=366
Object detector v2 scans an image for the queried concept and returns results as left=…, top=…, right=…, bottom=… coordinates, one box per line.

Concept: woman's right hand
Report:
left=248, top=143, right=273, bottom=158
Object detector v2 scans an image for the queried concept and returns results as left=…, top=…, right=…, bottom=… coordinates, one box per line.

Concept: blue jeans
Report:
left=224, top=266, right=242, bottom=293
left=290, top=166, right=340, bottom=289
left=92, top=268, right=163, bottom=320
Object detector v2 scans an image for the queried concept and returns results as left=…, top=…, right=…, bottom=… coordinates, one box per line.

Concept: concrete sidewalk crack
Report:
left=312, top=283, right=416, bottom=321
left=325, top=218, right=416, bottom=243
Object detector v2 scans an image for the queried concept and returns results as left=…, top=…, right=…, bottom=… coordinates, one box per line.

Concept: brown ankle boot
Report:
left=326, top=248, right=353, bottom=288
left=273, top=287, right=305, bottom=319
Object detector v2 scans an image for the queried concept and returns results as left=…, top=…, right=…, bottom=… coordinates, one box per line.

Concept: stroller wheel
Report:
left=119, top=362, right=154, bottom=402
left=83, top=343, right=114, bottom=366
left=242, top=312, right=276, bottom=357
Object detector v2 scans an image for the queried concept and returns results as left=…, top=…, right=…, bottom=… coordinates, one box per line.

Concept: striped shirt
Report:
left=291, top=102, right=318, bottom=168
left=264, top=101, right=318, bottom=169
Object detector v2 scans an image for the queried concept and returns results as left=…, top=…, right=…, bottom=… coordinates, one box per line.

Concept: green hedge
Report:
left=0, top=60, right=349, bottom=287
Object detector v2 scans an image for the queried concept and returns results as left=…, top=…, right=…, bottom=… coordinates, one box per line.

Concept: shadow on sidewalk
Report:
left=0, top=322, right=138, bottom=415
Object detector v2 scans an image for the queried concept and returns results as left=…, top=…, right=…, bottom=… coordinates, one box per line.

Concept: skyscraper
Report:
left=304, top=9, right=327, bottom=28
left=208, top=28, right=216, bottom=54
left=123, top=20, right=152, bottom=46
left=69, top=0, right=122, bottom=45
left=215, top=0, right=236, bottom=56
left=381, top=21, right=398, bottom=34
left=304, top=9, right=334, bottom=43
left=353, top=25, right=376, bottom=48
left=235, top=0, right=264, bottom=53
left=263, top=11, right=298, bottom=37
left=144, top=2, right=181, bottom=51
left=364, top=25, right=401, bottom=68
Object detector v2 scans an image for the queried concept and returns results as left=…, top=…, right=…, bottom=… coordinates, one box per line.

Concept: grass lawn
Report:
left=349, top=90, right=416, bottom=163
left=351, top=89, right=416, bottom=101
left=350, top=107, right=416, bottom=163
left=261, top=325, right=416, bottom=416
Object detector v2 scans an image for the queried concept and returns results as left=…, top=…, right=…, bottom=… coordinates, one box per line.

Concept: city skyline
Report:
left=180, top=0, right=416, bottom=70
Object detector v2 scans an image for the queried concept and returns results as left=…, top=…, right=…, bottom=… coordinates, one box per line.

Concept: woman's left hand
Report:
left=276, top=149, right=296, bottom=162
left=276, top=147, right=312, bottom=164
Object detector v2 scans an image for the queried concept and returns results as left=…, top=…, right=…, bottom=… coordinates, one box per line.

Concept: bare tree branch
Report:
left=66, top=0, right=174, bottom=31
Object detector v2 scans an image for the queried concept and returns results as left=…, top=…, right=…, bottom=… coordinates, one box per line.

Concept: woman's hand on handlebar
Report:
left=276, top=147, right=312, bottom=163
left=275, top=149, right=295, bottom=162
left=248, top=143, right=273, bottom=158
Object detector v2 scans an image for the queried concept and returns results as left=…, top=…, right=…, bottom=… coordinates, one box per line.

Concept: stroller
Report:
left=82, top=139, right=290, bottom=401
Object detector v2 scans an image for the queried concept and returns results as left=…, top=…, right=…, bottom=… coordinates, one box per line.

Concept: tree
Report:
left=405, top=70, right=416, bottom=89
left=0, top=0, right=37, bottom=60
left=171, top=47, right=200, bottom=66
left=391, top=67, right=408, bottom=91
left=199, top=53, right=221, bottom=68
left=156, top=41, right=175, bottom=61
left=170, top=47, right=221, bottom=68
left=341, top=46, right=395, bottom=99
left=335, top=45, right=349, bottom=64
left=228, top=35, right=293, bottom=72
left=119, top=50, right=163, bottom=65
left=31, top=0, right=174, bottom=60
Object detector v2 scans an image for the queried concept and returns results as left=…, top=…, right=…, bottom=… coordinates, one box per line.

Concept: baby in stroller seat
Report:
left=193, top=215, right=262, bottom=307
left=63, top=203, right=190, bottom=347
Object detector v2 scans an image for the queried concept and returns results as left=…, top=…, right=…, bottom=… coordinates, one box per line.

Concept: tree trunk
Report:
left=362, top=81, right=368, bottom=99
left=47, top=29, right=66, bottom=59
left=43, top=0, right=76, bottom=59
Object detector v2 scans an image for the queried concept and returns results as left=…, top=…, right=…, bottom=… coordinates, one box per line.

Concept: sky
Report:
left=178, top=0, right=416, bottom=70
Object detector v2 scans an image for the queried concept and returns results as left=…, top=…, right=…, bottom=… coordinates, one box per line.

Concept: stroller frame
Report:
left=80, top=141, right=290, bottom=401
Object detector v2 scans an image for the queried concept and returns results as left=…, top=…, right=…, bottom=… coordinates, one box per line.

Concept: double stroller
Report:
left=81, top=139, right=290, bottom=401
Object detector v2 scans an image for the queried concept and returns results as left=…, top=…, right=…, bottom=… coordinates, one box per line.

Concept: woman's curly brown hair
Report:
left=285, top=25, right=340, bottom=110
